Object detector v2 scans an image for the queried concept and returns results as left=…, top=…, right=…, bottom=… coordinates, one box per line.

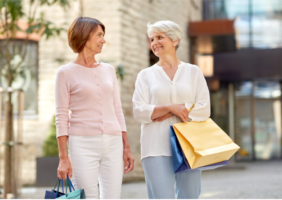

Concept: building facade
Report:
left=200, top=0, right=282, bottom=161
left=0, top=0, right=202, bottom=185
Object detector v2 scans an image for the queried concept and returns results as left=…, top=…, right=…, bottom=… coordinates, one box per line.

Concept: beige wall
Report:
left=115, top=0, right=202, bottom=181
left=0, top=0, right=202, bottom=186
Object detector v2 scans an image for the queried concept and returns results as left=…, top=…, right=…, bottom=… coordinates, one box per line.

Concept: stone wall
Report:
left=117, top=0, right=202, bottom=181
left=0, top=0, right=202, bottom=186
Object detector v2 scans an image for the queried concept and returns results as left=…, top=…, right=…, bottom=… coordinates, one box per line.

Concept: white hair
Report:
left=147, top=20, right=182, bottom=50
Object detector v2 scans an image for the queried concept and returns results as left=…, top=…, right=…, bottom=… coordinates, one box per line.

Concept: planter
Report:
left=36, top=157, right=59, bottom=186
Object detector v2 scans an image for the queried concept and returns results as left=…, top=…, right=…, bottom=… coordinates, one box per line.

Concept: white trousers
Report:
left=68, top=134, right=124, bottom=199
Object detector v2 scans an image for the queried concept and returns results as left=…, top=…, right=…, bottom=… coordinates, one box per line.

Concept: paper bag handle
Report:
left=187, top=103, right=195, bottom=122
left=188, top=103, right=195, bottom=112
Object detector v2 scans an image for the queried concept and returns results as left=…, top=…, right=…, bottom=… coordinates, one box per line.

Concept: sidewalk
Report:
left=18, top=160, right=282, bottom=199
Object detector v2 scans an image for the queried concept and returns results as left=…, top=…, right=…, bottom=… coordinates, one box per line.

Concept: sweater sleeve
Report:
left=55, top=69, right=70, bottom=138
left=185, top=67, right=211, bottom=121
left=132, top=71, right=155, bottom=123
left=112, top=67, right=127, bottom=132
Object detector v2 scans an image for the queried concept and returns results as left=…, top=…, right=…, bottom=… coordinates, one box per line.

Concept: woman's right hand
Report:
left=57, top=157, right=72, bottom=180
left=168, top=104, right=189, bottom=123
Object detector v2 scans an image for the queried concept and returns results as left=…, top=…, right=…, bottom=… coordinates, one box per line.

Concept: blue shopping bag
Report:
left=57, top=175, right=86, bottom=199
left=44, top=179, right=66, bottom=199
left=170, top=126, right=228, bottom=173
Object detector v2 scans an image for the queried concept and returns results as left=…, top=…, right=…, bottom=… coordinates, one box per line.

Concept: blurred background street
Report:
left=18, top=161, right=282, bottom=199
left=1, top=0, right=282, bottom=198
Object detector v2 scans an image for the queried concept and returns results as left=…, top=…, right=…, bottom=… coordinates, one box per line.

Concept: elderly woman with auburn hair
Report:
left=132, top=20, right=210, bottom=199
left=55, top=17, right=134, bottom=199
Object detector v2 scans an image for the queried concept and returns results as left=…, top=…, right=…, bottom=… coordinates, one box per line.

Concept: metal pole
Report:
left=251, top=81, right=256, bottom=160
left=15, top=90, right=24, bottom=197
left=4, top=96, right=13, bottom=198
left=228, top=83, right=235, bottom=162
left=228, top=83, right=235, bottom=141
left=280, top=82, right=282, bottom=159
left=0, top=91, right=2, bottom=189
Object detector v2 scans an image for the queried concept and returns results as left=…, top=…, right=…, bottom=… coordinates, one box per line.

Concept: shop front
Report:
left=209, top=48, right=282, bottom=161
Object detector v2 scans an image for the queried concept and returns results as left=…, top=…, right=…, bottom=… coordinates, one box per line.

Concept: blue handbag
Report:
left=57, top=175, right=86, bottom=199
left=44, top=179, right=67, bottom=199
left=170, top=126, right=228, bottom=173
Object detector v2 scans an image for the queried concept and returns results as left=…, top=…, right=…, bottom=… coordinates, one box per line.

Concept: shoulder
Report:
left=100, top=62, right=115, bottom=70
left=181, top=62, right=203, bottom=75
left=181, top=62, right=201, bottom=71
left=137, top=65, right=155, bottom=79
left=100, top=62, right=117, bottom=77
left=57, top=62, right=78, bottom=75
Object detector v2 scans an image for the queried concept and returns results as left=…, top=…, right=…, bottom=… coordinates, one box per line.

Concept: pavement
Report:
left=5, top=160, right=282, bottom=199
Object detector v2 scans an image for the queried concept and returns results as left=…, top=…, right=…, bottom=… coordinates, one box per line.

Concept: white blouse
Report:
left=132, top=62, right=211, bottom=160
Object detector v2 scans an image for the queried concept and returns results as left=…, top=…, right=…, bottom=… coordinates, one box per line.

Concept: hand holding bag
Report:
left=172, top=104, right=240, bottom=169
left=44, top=179, right=66, bottom=199
left=57, top=175, right=86, bottom=199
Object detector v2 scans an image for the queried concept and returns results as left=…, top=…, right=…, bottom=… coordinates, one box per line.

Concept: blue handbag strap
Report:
left=67, top=175, right=75, bottom=191
left=49, top=179, right=60, bottom=199
left=49, top=178, right=70, bottom=199
left=49, top=179, right=61, bottom=199
left=65, top=177, right=69, bottom=195
left=55, top=179, right=61, bottom=198
left=62, top=180, right=64, bottom=194
left=63, top=175, right=74, bottom=197
left=53, top=179, right=59, bottom=191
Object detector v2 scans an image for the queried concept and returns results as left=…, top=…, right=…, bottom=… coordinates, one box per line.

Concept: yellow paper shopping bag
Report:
left=173, top=117, right=240, bottom=169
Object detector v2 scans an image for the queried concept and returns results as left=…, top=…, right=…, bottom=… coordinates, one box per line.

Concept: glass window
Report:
left=0, top=40, right=38, bottom=117
left=254, top=98, right=281, bottom=159
left=234, top=81, right=282, bottom=160
left=254, top=81, right=281, bottom=159
left=234, top=81, right=254, bottom=160
left=254, top=81, right=281, bottom=98
left=203, top=0, right=282, bottom=49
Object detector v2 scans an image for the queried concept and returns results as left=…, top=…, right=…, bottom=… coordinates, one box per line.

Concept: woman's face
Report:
left=84, top=25, right=106, bottom=54
left=150, top=31, right=177, bottom=57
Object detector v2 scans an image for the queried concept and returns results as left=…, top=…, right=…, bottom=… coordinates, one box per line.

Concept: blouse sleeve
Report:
left=55, top=69, right=70, bottom=138
left=185, top=67, right=211, bottom=121
left=132, top=71, right=155, bottom=123
left=112, top=68, right=127, bottom=132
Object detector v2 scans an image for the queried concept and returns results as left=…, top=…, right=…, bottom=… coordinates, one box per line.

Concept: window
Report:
left=0, top=40, right=38, bottom=117
left=203, top=0, right=282, bottom=49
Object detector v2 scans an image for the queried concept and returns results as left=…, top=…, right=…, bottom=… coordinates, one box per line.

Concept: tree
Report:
left=43, top=116, right=58, bottom=157
left=0, top=0, right=70, bottom=198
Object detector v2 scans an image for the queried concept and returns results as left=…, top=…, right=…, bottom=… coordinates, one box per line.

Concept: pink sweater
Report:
left=55, top=62, right=127, bottom=137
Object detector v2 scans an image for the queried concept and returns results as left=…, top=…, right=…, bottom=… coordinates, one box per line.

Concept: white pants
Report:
left=68, top=134, right=124, bottom=199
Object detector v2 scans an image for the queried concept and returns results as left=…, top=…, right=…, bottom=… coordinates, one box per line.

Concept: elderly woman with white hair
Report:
left=132, top=20, right=210, bottom=199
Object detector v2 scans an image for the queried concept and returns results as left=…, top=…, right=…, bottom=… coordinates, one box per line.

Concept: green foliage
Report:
left=116, top=65, right=127, bottom=81
left=43, top=116, right=58, bottom=157
left=0, top=0, right=70, bottom=87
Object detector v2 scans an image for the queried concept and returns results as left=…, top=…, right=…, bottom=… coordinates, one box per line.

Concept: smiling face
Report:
left=84, top=25, right=106, bottom=54
left=150, top=31, right=178, bottom=57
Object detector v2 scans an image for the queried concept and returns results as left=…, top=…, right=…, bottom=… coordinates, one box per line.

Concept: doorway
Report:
left=234, top=81, right=282, bottom=160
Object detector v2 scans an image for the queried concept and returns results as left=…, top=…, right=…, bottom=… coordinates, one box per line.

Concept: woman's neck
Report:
left=74, top=50, right=98, bottom=68
left=158, top=53, right=181, bottom=69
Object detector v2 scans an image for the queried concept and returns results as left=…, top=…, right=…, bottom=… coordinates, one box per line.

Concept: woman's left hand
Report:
left=123, top=147, right=134, bottom=174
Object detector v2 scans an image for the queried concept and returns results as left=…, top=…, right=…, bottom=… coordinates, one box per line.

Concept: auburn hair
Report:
left=67, top=17, right=105, bottom=53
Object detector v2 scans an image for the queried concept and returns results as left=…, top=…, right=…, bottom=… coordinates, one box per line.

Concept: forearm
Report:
left=151, top=104, right=171, bottom=120
left=151, top=103, right=186, bottom=120
left=57, top=136, right=68, bottom=160
left=122, top=131, right=131, bottom=150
